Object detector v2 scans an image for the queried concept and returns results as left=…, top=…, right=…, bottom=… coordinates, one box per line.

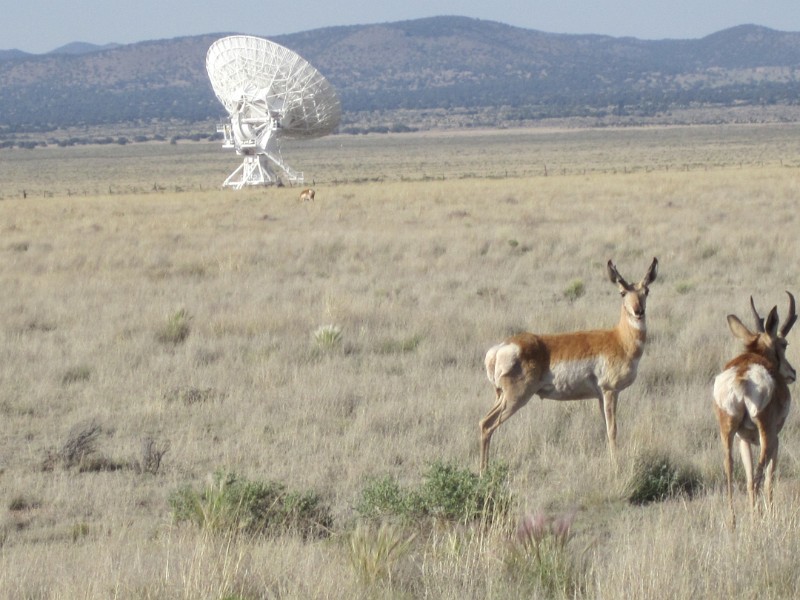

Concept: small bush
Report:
left=156, top=309, right=191, bottom=345
left=563, top=279, right=585, bottom=301
left=356, top=461, right=512, bottom=525
left=169, top=471, right=332, bottom=538
left=356, top=475, right=410, bottom=520
left=412, top=461, right=511, bottom=522
left=55, top=419, right=102, bottom=468
left=699, top=246, right=718, bottom=260
left=9, top=241, right=29, bottom=252
left=163, top=386, right=216, bottom=405
left=9, top=495, right=40, bottom=512
left=71, top=522, right=91, bottom=542
left=61, top=365, right=91, bottom=385
left=627, top=452, right=703, bottom=505
left=42, top=419, right=124, bottom=472
left=376, top=334, right=423, bottom=354
left=134, top=436, right=170, bottom=475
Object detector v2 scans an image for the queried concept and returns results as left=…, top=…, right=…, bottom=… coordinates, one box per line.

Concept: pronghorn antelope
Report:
left=298, top=188, right=315, bottom=202
left=712, top=292, right=796, bottom=525
left=480, top=258, right=658, bottom=472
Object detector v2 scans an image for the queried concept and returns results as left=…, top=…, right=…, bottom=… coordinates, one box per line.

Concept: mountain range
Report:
left=1, top=16, right=799, bottom=134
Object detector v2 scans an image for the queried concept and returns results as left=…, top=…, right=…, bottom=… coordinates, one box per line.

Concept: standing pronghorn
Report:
left=480, top=258, right=658, bottom=472
left=298, top=188, right=315, bottom=202
left=712, top=292, right=796, bottom=526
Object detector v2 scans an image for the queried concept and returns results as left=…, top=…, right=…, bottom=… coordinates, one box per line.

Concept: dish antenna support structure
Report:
left=206, top=35, right=341, bottom=189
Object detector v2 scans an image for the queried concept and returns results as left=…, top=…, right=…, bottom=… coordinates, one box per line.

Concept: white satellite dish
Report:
left=206, top=35, right=341, bottom=189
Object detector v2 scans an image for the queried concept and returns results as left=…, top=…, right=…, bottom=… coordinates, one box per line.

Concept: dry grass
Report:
left=0, top=124, right=799, bottom=598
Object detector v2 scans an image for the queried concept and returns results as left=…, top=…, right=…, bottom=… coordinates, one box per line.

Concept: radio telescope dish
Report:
left=206, top=35, right=341, bottom=189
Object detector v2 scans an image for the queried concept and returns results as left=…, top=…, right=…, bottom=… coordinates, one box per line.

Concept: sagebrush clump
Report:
left=627, top=451, right=703, bottom=505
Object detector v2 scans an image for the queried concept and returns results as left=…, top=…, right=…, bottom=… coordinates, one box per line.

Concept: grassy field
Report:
left=1, top=124, right=799, bottom=598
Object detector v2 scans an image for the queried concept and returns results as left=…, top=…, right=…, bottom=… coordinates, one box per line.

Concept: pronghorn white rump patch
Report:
left=713, top=364, right=775, bottom=418
left=486, top=343, right=519, bottom=385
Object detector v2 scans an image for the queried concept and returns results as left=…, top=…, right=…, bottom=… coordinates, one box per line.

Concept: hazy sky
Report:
left=4, top=0, right=800, bottom=54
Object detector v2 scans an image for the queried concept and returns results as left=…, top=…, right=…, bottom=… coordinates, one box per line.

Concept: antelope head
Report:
left=607, top=257, right=659, bottom=324
left=728, top=291, right=797, bottom=383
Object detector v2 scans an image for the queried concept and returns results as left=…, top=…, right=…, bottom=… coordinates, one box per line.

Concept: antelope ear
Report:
left=607, top=259, right=631, bottom=288
left=765, top=306, right=779, bottom=337
left=607, top=260, right=619, bottom=284
left=641, top=257, right=658, bottom=286
left=727, top=314, right=757, bottom=343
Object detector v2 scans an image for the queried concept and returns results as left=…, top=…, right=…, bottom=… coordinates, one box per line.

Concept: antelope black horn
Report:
left=780, top=291, right=797, bottom=337
left=750, top=296, right=765, bottom=333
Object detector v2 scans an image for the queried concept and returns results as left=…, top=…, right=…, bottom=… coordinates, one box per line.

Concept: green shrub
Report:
left=61, top=365, right=91, bottom=385
left=356, top=461, right=512, bottom=525
left=376, top=334, right=423, bottom=354
left=356, top=475, right=410, bottom=519
left=563, top=279, right=585, bottom=301
left=412, top=461, right=511, bottom=522
left=71, top=522, right=91, bottom=542
left=169, top=471, right=332, bottom=538
left=627, top=452, right=703, bottom=505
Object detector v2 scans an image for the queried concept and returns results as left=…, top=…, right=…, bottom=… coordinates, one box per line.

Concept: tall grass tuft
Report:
left=348, top=522, right=416, bottom=587
left=168, top=471, right=333, bottom=538
left=313, top=323, right=343, bottom=351
left=506, top=508, right=584, bottom=598
left=156, top=308, right=191, bottom=345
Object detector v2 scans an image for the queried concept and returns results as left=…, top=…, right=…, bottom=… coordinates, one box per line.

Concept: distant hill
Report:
left=0, top=49, right=29, bottom=61
left=1, top=17, right=799, bottom=134
left=49, top=41, right=122, bottom=55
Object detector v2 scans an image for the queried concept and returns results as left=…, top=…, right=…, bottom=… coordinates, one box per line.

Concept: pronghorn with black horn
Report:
left=480, top=257, right=658, bottom=472
left=713, top=292, right=796, bottom=526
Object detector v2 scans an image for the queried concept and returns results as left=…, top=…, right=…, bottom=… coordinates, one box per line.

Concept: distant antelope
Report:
left=298, top=188, right=315, bottom=202
left=713, top=292, right=796, bottom=526
left=480, top=258, right=658, bottom=472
